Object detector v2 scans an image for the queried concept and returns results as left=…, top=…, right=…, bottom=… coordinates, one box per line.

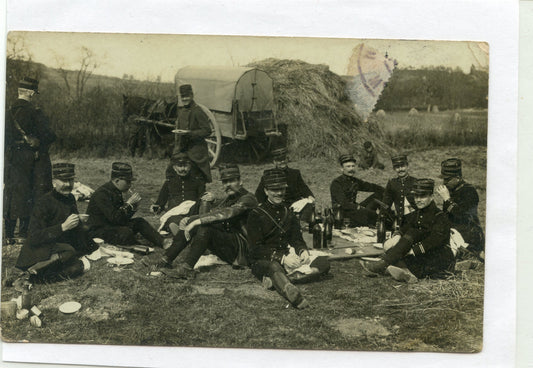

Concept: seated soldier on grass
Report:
left=13, top=163, right=98, bottom=283
left=255, top=147, right=315, bottom=223
left=358, top=141, right=385, bottom=170
left=87, top=162, right=165, bottom=248
left=150, top=152, right=207, bottom=235
left=382, top=154, right=417, bottom=228
left=360, top=179, right=455, bottom=282
left=436, top=158, right=485, bottom=260
left=144, top=164, right=257, bottom=278
left=248, top=169, right=330, bottom=309
left=330, top=154, right=385, bottom=227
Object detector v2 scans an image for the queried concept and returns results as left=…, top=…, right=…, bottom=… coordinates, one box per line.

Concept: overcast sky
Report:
left=8, top=32, right=489, bottom=83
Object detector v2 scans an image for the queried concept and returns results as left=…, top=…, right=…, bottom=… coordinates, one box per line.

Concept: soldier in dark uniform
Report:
left=358, top=141, right=385, bottom=170
left=248, top=169, right=330, bottom=309
left=436, top=158, right=485, bottom=258
left=146, top=164, right=257, bottom=278
left=87, top=162, right=164, bottom=247
left=382, top=154, right=417, bottom=228
left=174, top=84, right=212, bottom=183
left=4, top=77, right=56, bottom=242
left=360, top=179, right=454, bottom=281
left=330, top=154, right=384, bottom=227
left=255, top=147, right=315, bottom=222
left=151, top=152, right=206, bottom=235
left=14, top=163, right=97, bottom=283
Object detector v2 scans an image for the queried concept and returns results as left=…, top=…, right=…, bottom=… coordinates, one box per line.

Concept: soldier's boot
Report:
left=359, top=259, right=388, bottom=275
left=162, top=262, right=196, bottom=280
left=271, top=271, right=309, bottom=309
left=385, top=265, right=418, bottom=283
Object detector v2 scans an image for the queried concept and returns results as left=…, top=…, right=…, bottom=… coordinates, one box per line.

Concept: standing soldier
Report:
left=360, top=179, right=454, bottom=282
left=4, top=77, right=56, bottom=243
left=382, top=154, right=417, bottom=228
left=436, top=158, right=485, bottom=259
left=14, top=163, right=97, bottom=283
left=248, top=169, right=330, bottom=309
left=146, top=164, right=257, bottom=277
left=330, top=154, right=384, bottom=227
left=87, top=162, right=165, bottom=248
left=151, top=152, right=206, bottom=235
left=255, top=147, right=315, bottom=222
left=174, top=84, right=212, bottom=183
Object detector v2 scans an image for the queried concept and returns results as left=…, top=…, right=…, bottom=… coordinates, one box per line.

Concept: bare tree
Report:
left=57, top=46, right=98, bottom=101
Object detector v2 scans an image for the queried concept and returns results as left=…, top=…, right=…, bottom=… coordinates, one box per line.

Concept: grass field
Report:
left=1, top=145, right=486, bottom=352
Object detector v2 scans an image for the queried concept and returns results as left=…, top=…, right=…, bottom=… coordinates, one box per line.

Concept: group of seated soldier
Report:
left=7, top=145, right=484, bottom=309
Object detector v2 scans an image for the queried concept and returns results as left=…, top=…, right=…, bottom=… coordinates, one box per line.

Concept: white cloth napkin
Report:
left=158, top=200, right=196, bottom=231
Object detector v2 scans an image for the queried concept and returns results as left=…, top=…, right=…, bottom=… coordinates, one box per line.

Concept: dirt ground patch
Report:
left=332, top=317, right=391, bottom=338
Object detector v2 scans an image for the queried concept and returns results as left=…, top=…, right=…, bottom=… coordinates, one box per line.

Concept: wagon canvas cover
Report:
left=175, top=66, right=274, bottom=113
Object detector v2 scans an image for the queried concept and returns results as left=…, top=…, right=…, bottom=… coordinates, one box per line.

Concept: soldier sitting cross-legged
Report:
left=360, top=179, right=455, bottom=282
left=13, top=163, right=98, bottom=283
left=247, top=169, right=330, bottom=309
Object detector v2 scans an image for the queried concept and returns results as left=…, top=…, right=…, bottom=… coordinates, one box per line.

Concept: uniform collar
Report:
left=52, top=189, right=75, bottom=203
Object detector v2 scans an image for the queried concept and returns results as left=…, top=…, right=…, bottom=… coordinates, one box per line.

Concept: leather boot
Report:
left=271, top=271, right=309, bottom=309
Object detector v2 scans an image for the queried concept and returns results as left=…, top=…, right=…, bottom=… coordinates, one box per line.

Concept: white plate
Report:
left=171, top=129, right=190, bottom=134
left=59, top=301, right=81, bottom=314
left=107, top=257, right=134, bottom=265
left=92, top=238, right=105, bottom=245
left=372, top=243, right=384, bottom=249
left=361, top=257, right=382, bottom=262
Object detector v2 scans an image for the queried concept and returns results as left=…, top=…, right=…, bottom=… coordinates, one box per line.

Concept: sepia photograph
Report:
left=1, top=31, right=488, bottom=352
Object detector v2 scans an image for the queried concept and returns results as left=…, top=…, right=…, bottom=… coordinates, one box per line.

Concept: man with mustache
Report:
left=330, top=154, right=384, bottom=227
left=151, top=152, right=206, bottom=235
left=360, top=179, right=454, bottom=282
left=14, top=163, right=97, bottom=283
left=146, top=164, right=257, bottom=278
left=255, top=147, right=315, bottom=222
left=174, top=84, right=212, bottom=183
left=87, top=162, right=164, bottom=248
left=382, top=154, right=417, bottom=228
left=248, top=169, right=330, bottom=309
left=436, top=158, right=485, bottom=259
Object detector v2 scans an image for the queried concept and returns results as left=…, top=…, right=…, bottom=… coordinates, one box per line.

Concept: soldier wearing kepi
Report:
left=382, top=154, right=417, bottom=227
left=148, top=164, right=257, bottom=278
left=151, top=152, right=206, bottom=235
left=255, top=147, right=315, bottom=222
left=436, top=158, right=485, bottom=259
left=174, top=84, right=212, bottom=183
left=4, top=77, right=56, bottom=243
left=87, top=162, right=164, bottom=247
left=248, top=169, right=330, bottom=309
left=330, top=154, right=384, bottom=227
left=14, top=163, right=97, bottom=283
left=360, top=179, right=454, bottom=282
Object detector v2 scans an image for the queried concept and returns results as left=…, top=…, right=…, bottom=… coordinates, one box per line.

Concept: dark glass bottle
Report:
left=325, top=208, right=334, bottom=242
left=333, top=204, right=343, bottom=229
left=376, top=210, right=386, bottom=243
left=312, top=222, right=322, bottom=249
left=308, top=209, right=316, bottom=234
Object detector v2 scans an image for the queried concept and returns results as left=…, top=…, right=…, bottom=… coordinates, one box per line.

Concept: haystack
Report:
left=432, top=105, right=440, bottom=113
left=409, top=108, right=419, bottom=116
left=247, top=58, right=389, bottom=160
left=376, top=109, right=386, bottom=118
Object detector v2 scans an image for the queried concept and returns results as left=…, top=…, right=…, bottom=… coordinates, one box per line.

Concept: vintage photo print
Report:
left=2, top=30, right=487, bottom=349
left=0, top=1, right=517, bottom=367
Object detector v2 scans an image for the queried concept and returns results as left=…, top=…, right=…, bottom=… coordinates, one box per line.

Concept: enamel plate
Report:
left=361, top=257, right=382, bottom=262
left=107, top=257, right=134, bottom=265
left=59, top=301, right=82, bottom=314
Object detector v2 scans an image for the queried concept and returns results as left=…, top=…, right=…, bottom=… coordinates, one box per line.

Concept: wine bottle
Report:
left=312, top=222, right=322, bottom=249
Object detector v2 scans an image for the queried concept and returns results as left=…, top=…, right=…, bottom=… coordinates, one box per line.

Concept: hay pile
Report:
left=247, top=59, right=389, bottom=160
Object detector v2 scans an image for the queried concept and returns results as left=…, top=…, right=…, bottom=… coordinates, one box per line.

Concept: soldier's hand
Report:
left=150, top=204, right=161, bottom=214
left=201, top=192, right=214, bottom=202
left=24, top=135, right=40, bottom=149
left=282, top=253, right=301, bottom=269
left=127, top=192, right=142, bottom=206
left=299, top=250, right=310, bottom=264
left=61, top=214, right=80, bottom=231
left=179, top=217, right=190, bottom=230
left=436, top=185, right=450, bottom=201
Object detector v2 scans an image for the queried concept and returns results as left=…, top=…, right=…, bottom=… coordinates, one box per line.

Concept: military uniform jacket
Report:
left=382, top=175, right=417, bottom=220
left=86, top=181, right=136, bottom=230
left=399, top=201, right=451, bottom=257
left=155, top=170, right=205, bottom=210
left=255, top=167, right=314, bottom=205
left=189, top=187, right=257, bottom=237
left=16, top=190, right=92, bottom=269
left=442, top=180, right=481, bottom=227
left=247, top=200, right=308, bottom=264
left=359, top=150, right=379, bottom=169
left=330, top=174, right=384, bottom=212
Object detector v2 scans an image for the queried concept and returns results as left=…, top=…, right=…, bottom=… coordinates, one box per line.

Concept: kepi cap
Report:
left=179, top=84, right=193, bottom=97
left=219, top=164, right=240, bottom=181
left=170, top=151, right=190, bottom=165
left=440, top=158, right=462, bottom=178
left=262, top=168, right=288, bottom=190
left=339, top=154, right=356, bottom=165
left=111, top=162, right=136, bottom=181
left=52, top=163, right=75, bottom=180
left=19, top=77, right=39, bottom=94
left=412, top=179, right=434, bottom=196
left=271, top=147, right=288, bottom=161
left=391, top=154, right=408, bottom=168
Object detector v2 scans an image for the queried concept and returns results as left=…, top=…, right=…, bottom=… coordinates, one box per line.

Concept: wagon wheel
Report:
left=197, top=103, right=222, bottom=168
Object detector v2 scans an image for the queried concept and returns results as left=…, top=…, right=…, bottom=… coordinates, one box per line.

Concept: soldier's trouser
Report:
left=180, top=226, right=240, bottom=268
left=250, top=257, right=330, bottom=282
left=91, top=218, right=163, bottom=247
left=250, top=261, right=306, bottom=307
